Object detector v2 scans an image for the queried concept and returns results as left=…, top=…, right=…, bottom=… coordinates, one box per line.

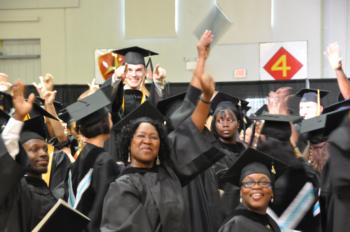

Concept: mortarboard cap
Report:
left=194, top=3, right=232, bottom=44
left=250, top=114, right=302, bottom=141
left=113, top=46, right=158, bottom=68
left=64, top=90, right=111, bottom=126
left=157, top=92, right=186, bottom=118
left=20, top=116, right=48, bottom=143
left=220, top=148, right=287, bottom=186
left=296, top=88, right=329, bottom=103
left=30, top=102, right=59, bottom=121
left=323, top=99, right=350, bottom=114
left=253, top=104, right=268, bottom=116
left=300, top=107, right=350, bottom=142
left=35, top=97, right=64, bottom=113
left=113, top=101, right=168, bottom=132
left=211, top=92, right=250, bottom=115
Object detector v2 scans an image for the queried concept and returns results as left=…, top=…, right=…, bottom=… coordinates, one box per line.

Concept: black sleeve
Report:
left=168, top=117, right=225, bottom=185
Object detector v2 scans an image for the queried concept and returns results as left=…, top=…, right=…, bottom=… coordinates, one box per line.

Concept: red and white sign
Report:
left=260, top=41, right=307, bottom=81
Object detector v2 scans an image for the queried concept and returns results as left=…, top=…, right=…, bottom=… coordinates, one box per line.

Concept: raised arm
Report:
left=325, top=42, right=350, bottom=99
left=191, top=30, right=213, bottom=90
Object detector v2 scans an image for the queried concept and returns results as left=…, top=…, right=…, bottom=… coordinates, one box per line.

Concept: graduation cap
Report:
left=253, top=104, right=268, bottom=116
left=113, top=101, right=168, bottom=132
left=296, top=88, right=329, bottom=103
left=157, top=92, right=186, bottom=117
left=300, top=106, right=350, bottom=142
left=30, top=102, right=59, bottom=121
left=250, top=114, right=303, bottom=141
left=220, top=148, right=287, bottom=186
left=20, top=116, right=48, bottom=143
left=113, top=46, right=158, bottom=70
left=0, top=91, right=13, bottom=113
left=194, top=3, right=232, bottom=44
left=64, top=90, right=111, bottom=126
left=211, top=92, right=250, bottom=115
left=35, top=97, right=64, bottom=113
left=323, top=99, right=350, bottom=114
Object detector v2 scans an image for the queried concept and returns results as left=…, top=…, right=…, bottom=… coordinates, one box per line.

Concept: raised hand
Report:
left=87, top=78, right=100, bottom=91
left=325, top=42, right=342, bottom=70
left=12, top=81, right=35, bottom=121
left=114, top=64, right=128, bottom=81
left=42, top=90, right=57, bottom=105
left=267, top=87, right=292, bottom=115
left=152, top=64, right=166, bottom=82
left=197, top=30, right=214, bottom=59
left=33, top=73, right=55, bottom=98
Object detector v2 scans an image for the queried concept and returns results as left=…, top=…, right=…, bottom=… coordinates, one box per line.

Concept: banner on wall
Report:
left=260, top=41, right=307, bottom=81
left=94, top=49, right=124, bottom=84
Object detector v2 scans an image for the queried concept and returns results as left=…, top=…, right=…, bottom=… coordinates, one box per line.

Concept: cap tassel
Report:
left=316, top=89, right=321, bottom=116
left=271, top=163, right=276, bottom=175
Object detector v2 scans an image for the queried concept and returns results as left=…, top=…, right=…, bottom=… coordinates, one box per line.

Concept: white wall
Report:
left=0, top=0, right=340, bottom=84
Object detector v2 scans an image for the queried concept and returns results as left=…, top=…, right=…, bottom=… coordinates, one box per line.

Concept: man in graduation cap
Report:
left=0, top=81, right=58, bottom=232
left=297, top=88, right=329, bottom=120
left=101, top=46, right=167, bottom=120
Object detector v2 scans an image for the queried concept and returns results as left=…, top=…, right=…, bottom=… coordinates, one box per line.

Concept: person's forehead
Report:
left=242, top=173, right=270, bottom=181
left=127, top=64, right=145, bottom=70
left=24, top=138, right=47, bottom=147
left=216, top=109, right=236, bottom=118
left=300, top=101, right=318, bottom=106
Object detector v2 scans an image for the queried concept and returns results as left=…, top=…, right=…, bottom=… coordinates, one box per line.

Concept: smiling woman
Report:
left=218, top=148, right=286, bottom=232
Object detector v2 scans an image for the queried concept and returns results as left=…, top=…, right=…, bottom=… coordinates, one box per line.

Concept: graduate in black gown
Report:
left=100, top=65, right=225, bottom=232
left=102, top=47, right=168, bottom=162
left=299, top=100, right=350, bottom=232
left=218, top=148, right=285, bottom=232
left=63, top=90, right=121, bottom=232
left=0, top=81, right=56, bottom=232
left=324, top=112, right=350, bottom=232
left=209, top=92, right=248, bottom=222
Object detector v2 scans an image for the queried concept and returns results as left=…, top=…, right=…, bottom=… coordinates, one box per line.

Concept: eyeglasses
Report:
left=241, top=180, right=272, bottom=188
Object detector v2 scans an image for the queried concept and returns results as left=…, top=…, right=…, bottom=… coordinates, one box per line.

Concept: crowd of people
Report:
left=0, top=31, right=350, bottom=232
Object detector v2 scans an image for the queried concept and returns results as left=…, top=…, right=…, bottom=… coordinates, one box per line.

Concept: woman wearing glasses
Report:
left=219, top=148, right=285, bottom=232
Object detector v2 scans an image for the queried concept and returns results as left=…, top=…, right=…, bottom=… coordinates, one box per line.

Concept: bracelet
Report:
left=200, top=96, right=211, bottom=104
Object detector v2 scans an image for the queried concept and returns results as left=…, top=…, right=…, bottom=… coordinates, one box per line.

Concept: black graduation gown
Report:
left=65, top=143, right=121, bottom=232
left=50, top=150, right=71, bottom=199
left=218, top=204, right=281, bottom=232
left=100, top=117, right=225, bottom=232
left=322, top=118, right=350, bottom=232
left=0, top=139, right=56, bottom=232
left=214, top=141, right=246, bottom=222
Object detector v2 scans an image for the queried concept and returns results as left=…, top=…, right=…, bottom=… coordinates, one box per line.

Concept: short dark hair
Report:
left=78, top=114, right=110, bottom=138
left=119, top=117, right=170, bottom=164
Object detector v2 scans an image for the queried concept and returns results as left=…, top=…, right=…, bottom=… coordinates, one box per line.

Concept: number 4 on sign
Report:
left=271, top=55, right=291, bottom=78
left=263, top=47, right=303, bottom=81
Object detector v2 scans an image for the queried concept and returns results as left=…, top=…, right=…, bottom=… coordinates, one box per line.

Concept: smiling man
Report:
left=0, top=81, right=56, bottom=232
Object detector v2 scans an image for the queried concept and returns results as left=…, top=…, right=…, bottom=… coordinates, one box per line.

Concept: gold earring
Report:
left=128, top=152, right=131, bottom=163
